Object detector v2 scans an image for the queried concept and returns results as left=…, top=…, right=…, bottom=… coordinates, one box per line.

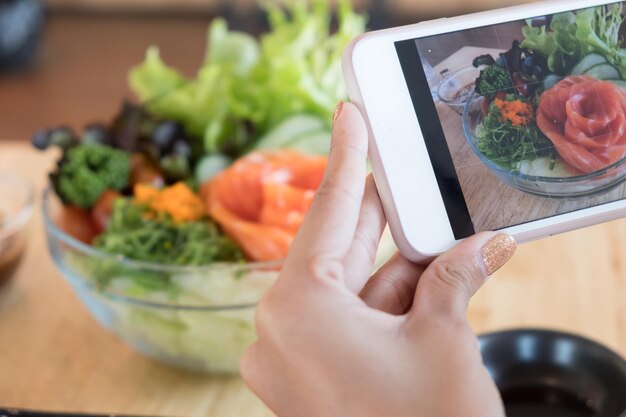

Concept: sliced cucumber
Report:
left=255, top=115, right=328, bottom=151
left=195, top=154, right=232, bottom=183
left=571, top=53, right=608, bottom=75
left=608, top=79, right=626, bottom=91
left=584, top=63, right=621, bottom=80
left=543, top=74, right=562, bottom=90
left=286, top=131, right=331, bottom=155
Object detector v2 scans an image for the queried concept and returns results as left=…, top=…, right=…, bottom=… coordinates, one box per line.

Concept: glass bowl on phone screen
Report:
left=437, top=67, right=482, bottom=115
left=462, top=91, right=626, bottom=198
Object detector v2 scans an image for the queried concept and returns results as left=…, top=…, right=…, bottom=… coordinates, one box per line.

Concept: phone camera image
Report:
left=396, top=2, right=626, bottom=237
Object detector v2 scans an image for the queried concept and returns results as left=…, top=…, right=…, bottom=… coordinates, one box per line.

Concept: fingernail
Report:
left=481, top=233, right=516, bottom=275
left=332, top=101, right=344, bottom=126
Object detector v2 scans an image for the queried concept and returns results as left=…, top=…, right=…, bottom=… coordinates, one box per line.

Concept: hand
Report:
left=241, top=102, right=516, bottom=417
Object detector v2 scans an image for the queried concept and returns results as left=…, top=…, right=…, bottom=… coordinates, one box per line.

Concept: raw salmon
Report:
left=537, top=75, right=626, bottom=173
left=201, top=151, right=327, bottom=262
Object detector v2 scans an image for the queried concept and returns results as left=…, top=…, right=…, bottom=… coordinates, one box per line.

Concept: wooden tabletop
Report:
left=2, top=137, right=626, bottom=415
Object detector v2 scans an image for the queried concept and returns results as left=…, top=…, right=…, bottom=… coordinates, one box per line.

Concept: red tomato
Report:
left=130, top=153, right=165, bottom=188
left=91, top=190, right=121, bottom=234
left=57, top=206, right=98, bottom=244
left=483, top=91, right=509, bottom=115
left=494, top=91, right=507, bottom=100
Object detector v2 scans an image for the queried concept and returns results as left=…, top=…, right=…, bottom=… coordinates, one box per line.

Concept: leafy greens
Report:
left=94, top=198, right=245, bottom=266
left=129, top=0, right=365, bottom=156
left=521, top=4, right=626, bottom=76
left=476, top=96, right=555, bottom=172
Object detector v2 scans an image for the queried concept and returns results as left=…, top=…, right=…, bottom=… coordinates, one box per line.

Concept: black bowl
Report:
left=479, top=329, right=626, bottom=417
left=0, top=0, right=44, bottom=71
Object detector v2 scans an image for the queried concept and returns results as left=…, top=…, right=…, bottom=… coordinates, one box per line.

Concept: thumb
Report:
left=410, top=232, right=516, bottom=321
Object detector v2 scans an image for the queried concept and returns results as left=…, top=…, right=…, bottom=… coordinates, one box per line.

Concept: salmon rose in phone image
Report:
left=536, top=75, right=626, bottom=174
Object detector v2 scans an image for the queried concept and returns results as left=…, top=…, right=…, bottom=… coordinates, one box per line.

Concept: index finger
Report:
left=287, top=102, right=369, bottom=269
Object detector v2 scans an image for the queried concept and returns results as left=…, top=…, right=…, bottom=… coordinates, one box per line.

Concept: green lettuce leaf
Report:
left=575, top=7, right=612, bottom=56
left=522, top=5, right=626, bottom=77
left=521, top=23, right=556, bottom=58
left=550, top=12, right=579, bottom=56
left=129, top=0, right=365, bottom=156
left=129, top=47, right=186, bottom=100
left=246, top=0, right=366, bottom=130
left=129, top=19, right=259, bottom=153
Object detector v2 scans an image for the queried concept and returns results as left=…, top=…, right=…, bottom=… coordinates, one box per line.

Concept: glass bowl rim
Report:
left=462, top=90, right=626, bottom=183
left=42, top=186, right=282, bottom=311
left=437, top=66, right=481, bottom=104
left=0, top=171, right=35, bottom=240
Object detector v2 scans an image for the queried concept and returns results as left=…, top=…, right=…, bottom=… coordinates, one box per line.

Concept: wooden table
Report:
left=1, top=140, right=626, bottom=415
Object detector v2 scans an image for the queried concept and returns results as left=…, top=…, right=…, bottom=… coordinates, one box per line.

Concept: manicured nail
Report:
left=332, top=101, right=344, bottom=126
left=481, top=233, right=516, bottom=275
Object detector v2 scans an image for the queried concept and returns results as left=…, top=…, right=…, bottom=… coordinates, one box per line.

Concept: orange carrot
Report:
left=134, top=182, right=205, bottom=222
left=494, top=98, right=534, bottom=127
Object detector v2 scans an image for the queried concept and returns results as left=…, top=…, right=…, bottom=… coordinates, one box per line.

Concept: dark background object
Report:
left=479, top=329, right=626, bottom=417
left=0, top=6, right=387, bottom=141
left=0, top=409, right=153, bottom=417
left=0, top=0, right=44, bottom=71
left=0, top=0, right=520, bottom=141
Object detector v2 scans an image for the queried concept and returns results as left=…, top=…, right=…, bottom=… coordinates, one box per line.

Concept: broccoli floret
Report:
left=475, top=65, right=513, bottom=100
left=51, top=144, right=130, bottom=209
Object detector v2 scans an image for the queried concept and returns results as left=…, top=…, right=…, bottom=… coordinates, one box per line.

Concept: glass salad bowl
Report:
left=462, top=91, right=626, bottom=198
left=42, top=187, right=278, bottom=374
left=43, top=187, right=396, bottom=374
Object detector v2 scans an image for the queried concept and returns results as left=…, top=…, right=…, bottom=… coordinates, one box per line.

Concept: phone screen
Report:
left=395, top=1, right=626, bottom=239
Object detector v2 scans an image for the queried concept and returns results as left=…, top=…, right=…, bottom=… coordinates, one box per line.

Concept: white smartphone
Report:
left=343, top=0, right=626, bottom=262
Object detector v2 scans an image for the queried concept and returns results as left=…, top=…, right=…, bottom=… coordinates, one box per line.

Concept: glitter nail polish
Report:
left=481, top=234, right=516, bottom=275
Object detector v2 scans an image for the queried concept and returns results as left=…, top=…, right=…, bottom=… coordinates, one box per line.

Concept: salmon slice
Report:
left=260, top=182, right=316, bottom=232
left=537, top=75, right=626, bottom=173
left=209, top=200, right=294, bottom=262
left=201, top=150, right=327, bottom=262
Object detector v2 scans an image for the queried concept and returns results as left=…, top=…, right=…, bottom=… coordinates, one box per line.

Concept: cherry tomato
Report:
left=91, top=190, right=121, bottom=234
left=130, top=153, right=165, bottom=188
left=494, top=91, right=507, bottom=101
left=482, top=91, right=509, bottom=116
left=57, top=205, right=98, bottom=244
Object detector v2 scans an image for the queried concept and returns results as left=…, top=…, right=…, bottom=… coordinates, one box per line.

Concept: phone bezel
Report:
left=343, top=0, right=626, bottom=261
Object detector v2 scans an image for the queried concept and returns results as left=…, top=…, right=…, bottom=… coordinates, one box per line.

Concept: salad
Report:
left=470, top=4, right=626, bottom=179
left=36, top=0, right=379, bottom=373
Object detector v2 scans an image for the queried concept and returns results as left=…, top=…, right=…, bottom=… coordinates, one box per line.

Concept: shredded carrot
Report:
left=134, top=182, right=205, bottom=222
left=494, top=98, right=534, bottom=127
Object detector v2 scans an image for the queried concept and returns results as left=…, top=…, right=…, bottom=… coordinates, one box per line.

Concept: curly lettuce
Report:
left=522, top=5, right=626, bottom=76
left=129, top=20, right=259, bottom=155
left=93, top=198, right=245, bottom=266
left=129, top=0, right=365, bottom=156
left=245, top=0, right=366, bottom=130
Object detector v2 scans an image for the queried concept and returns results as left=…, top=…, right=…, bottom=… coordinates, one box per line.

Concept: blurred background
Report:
left=0, top=0, right=538, bottom=141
